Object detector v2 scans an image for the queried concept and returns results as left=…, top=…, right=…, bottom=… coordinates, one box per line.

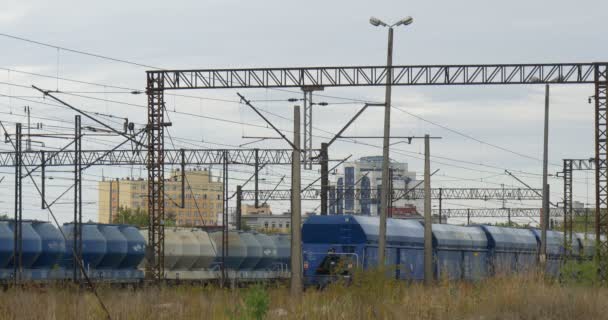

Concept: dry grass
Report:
left=1, top=272, right=607, bottom=320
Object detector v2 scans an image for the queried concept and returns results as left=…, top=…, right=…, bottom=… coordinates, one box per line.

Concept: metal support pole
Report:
left=181, top=149, right=186, bottom=208
left=236, top=185, right=242, bottom=230
left=307, top=91, right=313, bottom=170
left=320, top=143, right=329, bottom=215
left=14, top=123, right=22, bottom=284
left=146, top=72, right=166, bottom=281
left=116, top=178, right=120, bottom=222
left=424, top=134, right=433, bottom=285
left=41, top=151, right=45, bottom=210
left=74, top=115, right=82, bottom=282
left=593, top=65, right=608, bottom=279
left=585, top=207, right=589, bottom=237
left=507, top=208, right=511, bottom=226
left=438, top=188, right=443, bottom=224
left=109, top=178, right=113, bottom=224
left=221, top=150, right=229, bottom=286
left=302, top=91, right=308, bottom=170
left=390, top=169, right=395, bottom=218
left=77, top=119, right=82, bottom=279
left=467, top=209, right=471, bottom=225
left=378, top=26, right=394, bottom=266
left=540, top=84, right=550, bottom=266
left=291, top=105, right=303, bottom=296
left=25, top=106, right=31, bottom=151
left=563, top=160, right=573, bottom=254
left=255, top=149, right=259, bottom=208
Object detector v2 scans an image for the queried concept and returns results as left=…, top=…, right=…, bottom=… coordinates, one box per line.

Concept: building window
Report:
left=203, top=194, right=207, bottom=200
left=264, top=222, right=269, bottom=228
left=217, top=194, right=220, bottom=200
left=286, top=223, right=290, bottom=229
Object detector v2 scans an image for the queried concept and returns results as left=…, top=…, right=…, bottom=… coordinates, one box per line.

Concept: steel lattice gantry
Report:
left=239, top=188, right=542, bottom=201
left=433, top=207, right=589, bottom=218
left=0, top=149, right=320, bottom=167
left=595, top=66, right=608, bottom=279
left=147, top=62, right=608, bottom=280
left=561, top=159, right=595, bottom=254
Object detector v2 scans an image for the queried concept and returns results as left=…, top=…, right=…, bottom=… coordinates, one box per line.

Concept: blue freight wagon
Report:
left=301, top=215, right=599, bottom=286
left=302, top=215, right=425, bottom=286
left=479, top=225, right=537, bottom=275
left=431, top=224, right=488, bottom=281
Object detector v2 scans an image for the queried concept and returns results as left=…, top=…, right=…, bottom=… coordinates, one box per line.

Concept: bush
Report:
left=243, top=284, right=270, bottom=320
left=560, top=260, right=599, bottom=286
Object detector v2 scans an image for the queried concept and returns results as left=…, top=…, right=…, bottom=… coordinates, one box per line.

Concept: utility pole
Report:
left=255, top=148, right=259, bottom=208
left=74, top=115, right=82, bottom=283
left=423, top=134, right=433, bottom=285
left=438, top=188, right=443, bottom=224
left=540, top=84, right=550, bottom=266
left=41, top=151, right=45, bottom=210
left=585, top=207, right=589, bottom=237
left=109, top=179, right=113, bottom=224
left=14, top=123, right=22, bottom=284
left=320, top=143, right=329, bottom=215
left=389, top=168, right=394, bottom=218
left=116, top=178, right=120, bottom=223
left=236, top=185, right=242, bottom=230
left=24, top=106, right=31, bottom=151
left=378, top=26, right=394, bottom=267
left=301, top=87, right=324, bottom=170
left=221, top=150, right=229, bottom=286
left=291, top=105, right=303, bottom=296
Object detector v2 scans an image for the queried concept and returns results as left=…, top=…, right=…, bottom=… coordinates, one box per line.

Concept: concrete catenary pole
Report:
left=424, top=134, right=433, bottom=285
left=540, top=84, right=550, bottom=266
left=378, top=26, right=394, bottom=266
left=291, top=105, right=303, bottom=296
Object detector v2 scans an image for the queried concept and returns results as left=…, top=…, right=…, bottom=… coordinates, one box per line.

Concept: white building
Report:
left=329, top=156, right=423, bottom=216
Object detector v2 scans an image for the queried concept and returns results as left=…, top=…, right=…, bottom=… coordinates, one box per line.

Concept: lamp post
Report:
left=370, top=15, right=414, bottom=266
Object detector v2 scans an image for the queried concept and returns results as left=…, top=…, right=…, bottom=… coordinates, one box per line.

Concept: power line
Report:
left=0, top=33, right=160, bottom=69
left=0, top=32, right=570, bottom=169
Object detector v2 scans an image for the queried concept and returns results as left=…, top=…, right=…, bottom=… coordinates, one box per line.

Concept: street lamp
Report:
left=370, top=16, right=414, bottom=267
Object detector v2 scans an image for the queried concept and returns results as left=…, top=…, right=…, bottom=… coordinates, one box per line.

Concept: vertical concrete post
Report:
left=424, top=134, right=433, bottom=285
left=291, top=105, right=303, bottom=296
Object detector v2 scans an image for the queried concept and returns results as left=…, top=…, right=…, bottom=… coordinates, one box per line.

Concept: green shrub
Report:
left=560, top=260, right=599, bottom=286
left=243, top=284, right=270, bottom=320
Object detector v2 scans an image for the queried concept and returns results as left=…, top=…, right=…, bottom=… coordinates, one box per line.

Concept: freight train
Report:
left=0, top=215, right=596, bottom=285
left=302, top=215, right=596, bottom=286
left=0, top=220, right=290, bottom=283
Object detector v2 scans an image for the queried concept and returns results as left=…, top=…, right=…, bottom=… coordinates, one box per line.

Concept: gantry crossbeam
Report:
left=0, top=149, right=321, bottom=167
left=240, top=188, right=542, bottom=201
left=151, top=63, right=598, bottom=89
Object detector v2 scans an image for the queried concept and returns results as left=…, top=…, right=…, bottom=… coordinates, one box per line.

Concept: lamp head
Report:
left=369, top=17, right=386, bottom=27
left=394, top=16, right=414, bottom=27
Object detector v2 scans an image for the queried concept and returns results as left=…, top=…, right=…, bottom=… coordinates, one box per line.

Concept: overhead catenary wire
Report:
left=0, top=32, right=585, bottom=214
left=0, top=31, right=565, bottom=170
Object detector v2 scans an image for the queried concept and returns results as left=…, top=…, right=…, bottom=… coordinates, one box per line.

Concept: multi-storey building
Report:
left=329, top=156, right=423, bottom=216
left=98, top=168, right=223, bottom=226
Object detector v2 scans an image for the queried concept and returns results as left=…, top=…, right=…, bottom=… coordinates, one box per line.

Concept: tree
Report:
left=113, top=206, right=177, bottom=227
left=114, top=207, right=148, bottom=227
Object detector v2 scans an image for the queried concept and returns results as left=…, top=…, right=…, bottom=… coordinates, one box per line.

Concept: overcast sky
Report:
left=0, top=0, right=605, bottom=224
